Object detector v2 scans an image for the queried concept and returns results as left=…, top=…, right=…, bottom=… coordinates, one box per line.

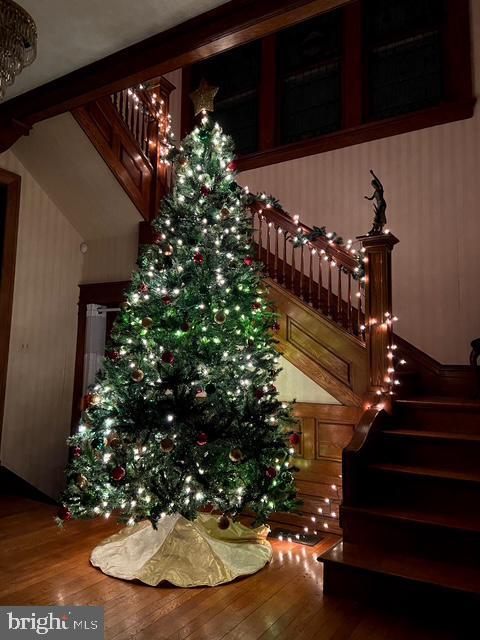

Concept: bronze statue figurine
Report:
left=365, top=169, right=387, bottom=235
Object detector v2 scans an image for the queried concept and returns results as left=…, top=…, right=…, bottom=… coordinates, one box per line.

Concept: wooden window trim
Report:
left=71, top=281, right=129, bottom=432
left=183, top=0, right=474, bottom=173
left=236, top=98, right=474, bottom=171
left=0, top=168, right=21, bottom=442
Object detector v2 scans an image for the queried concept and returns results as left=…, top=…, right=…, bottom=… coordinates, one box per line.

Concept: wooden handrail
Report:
left=249, top=200, right=360, bottom=272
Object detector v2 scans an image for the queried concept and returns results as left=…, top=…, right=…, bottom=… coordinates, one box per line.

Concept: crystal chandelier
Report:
left=0, top=0, right=37, bottom=101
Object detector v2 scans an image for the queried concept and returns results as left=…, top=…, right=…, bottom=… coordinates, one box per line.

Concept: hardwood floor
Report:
left=0, top=496, right=465, bottom=639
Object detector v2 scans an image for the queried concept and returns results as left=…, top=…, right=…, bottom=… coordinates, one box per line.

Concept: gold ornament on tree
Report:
left=160, top=437, right=174, bottom=453
left=229, top=448, right=244, bottom=463
left=142, top=317, right=153, bottom=329
left=214, top=311, right=226, bottom=325
left=76, top=474, right=88, bottom=489
left=131, top=369, right=145, bottom=382
left=160, top=241, right=174, bottom=256
left=189, top=78, right=219, bottom=116
left=107, top=434, right=120, bottom=448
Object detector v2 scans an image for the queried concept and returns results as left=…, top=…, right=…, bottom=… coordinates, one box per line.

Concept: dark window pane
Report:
left=366, top=0, right=443, bottom=45
left=191, top=41, right=261, bottom=154
left=365, top=0, right=445, bottom=121
left=278, top=10, right=342, bottom=74
left=277, top=10, right=342, bottom=145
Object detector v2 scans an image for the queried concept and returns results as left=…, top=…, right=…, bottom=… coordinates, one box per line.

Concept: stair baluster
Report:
left=327, top=261, right=332, bottom=317
left=308, top=248, right=314, bottom=305
left=299, top=242, right=305, bottom=300
left=266, top=221, right=271, bottom=277
left=274, top=224, right=279, bottom=281
left=250, top=201, right=364, bottom=340
left=337, top=264, right=342, bottom=323
left=347, top=273, right=352, bottom=332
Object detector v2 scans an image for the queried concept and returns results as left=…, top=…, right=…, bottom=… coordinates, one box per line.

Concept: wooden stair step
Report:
left=341, top=505, right=480, bottom=561
left=320, top=541, right=480, bottom=596
left=369, top=462, right=480, bottom=484
left=393, top=397, right=480, bottom=433
left=380, top=429, right=480, bottom=473
left=384, top=429, right=480, bottom=442
left=395, top=397, right=480, bottom=411
left=342, top=504, right=480, bottom=534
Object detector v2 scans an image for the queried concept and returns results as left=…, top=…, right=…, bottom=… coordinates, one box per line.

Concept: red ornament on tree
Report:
left=107, top=350, right=120, bottom=361
left=252, top=302, right=262, bottom=310
left=181, top=321, right=190, bottom=332
left=227, top=160, right=237, bottom=172
left=243, top=257, right=253, bottom=266
left=272, top=321, right=281, bottom=333
left=193, top=252, right=204, bottom=265
left=72, top=445, right=81, bottom=459
left=289, top=432, right=301, bottom=446
left=162, top=351, right=175, bottom=365
left=138, top=283, right=149, bottom=294
left=57, top=505, right=72, bottom=521
left=82, top=393, right=93, bottom=409
left=112, top=466, right=126, bottom=482
left=200, top=185, right=211, bottom=197
left=162, top=294, right=172, bottom=305
left=197, top=432, right=208, bottom=446
left=254, top=388, right=264, bottom=399
left=265, top=466, right=277, bottom=480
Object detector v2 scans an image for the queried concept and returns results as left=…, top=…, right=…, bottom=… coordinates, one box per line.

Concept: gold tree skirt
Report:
left=90, top=513, right=272, bottom=587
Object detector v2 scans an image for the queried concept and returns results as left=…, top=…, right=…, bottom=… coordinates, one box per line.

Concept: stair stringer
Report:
left=72, top=98, right=154, bottom=221
left=266, top=278, right=368, bottom=408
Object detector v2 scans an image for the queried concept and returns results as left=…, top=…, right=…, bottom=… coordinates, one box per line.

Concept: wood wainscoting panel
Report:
left=267, top=279, right=368, bottom=406
left=269, top=402, right=361, bottom=534
left=288, top=318, right=351, bottom=385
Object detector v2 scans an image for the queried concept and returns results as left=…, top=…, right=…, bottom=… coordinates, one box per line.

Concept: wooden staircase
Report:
left=252, top=201, right=480, bottom=604
left=320, top=397, right=480, bottom=605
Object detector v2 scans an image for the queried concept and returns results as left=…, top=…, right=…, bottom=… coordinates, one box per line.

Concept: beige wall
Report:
left=276, top=357, right=339, bottom=404
left=0, top=150, right=83, bottom=498
left=81, top=231, right=138, bottom=284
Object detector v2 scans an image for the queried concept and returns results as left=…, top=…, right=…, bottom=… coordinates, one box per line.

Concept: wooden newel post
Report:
left=357, top=232, right=399, bottom=393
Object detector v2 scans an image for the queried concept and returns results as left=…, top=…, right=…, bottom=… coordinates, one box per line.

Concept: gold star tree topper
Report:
left=190, top=79, right=219, bottom=116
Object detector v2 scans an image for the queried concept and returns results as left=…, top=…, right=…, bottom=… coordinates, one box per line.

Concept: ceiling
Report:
left=7, top=0, right=228, bottom=100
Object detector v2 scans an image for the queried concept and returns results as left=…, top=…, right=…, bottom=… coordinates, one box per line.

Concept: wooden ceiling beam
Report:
left=0, top=0, right=349, bottom=151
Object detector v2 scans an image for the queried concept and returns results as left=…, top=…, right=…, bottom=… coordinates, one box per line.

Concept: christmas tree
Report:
left=58, top=113, right=298, bottom=530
